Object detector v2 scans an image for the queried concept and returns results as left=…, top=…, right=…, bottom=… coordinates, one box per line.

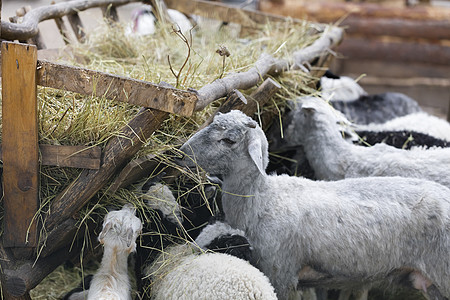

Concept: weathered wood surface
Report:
left=218, top=78, right=281, bottom=116
left=0, top=0, right=139, bottom=40
left=195, top=53, right=289, bottom=111
left=0, top=145, right=101, bottom=169
left=36, top=60, right=198, bottom=116
left=101, top=4, right=120, bottom=23
left=1, top=237, right=87, bottom=297
left=44, top=108, right=169, bottom=232
left=342, top=17, right=450, bottom=41
left=260, top=0, right=450, bottom=22
left=292, top=26, right=343, bottom=70
left=108, top=154, right=159, bottom=193
left=165, top=0, right=298, bottom=27
left=1, top=42, right=39, bottom=250
left=52, top=1, right=73, bottom=45
left=338, top=37, right=450, bottom=65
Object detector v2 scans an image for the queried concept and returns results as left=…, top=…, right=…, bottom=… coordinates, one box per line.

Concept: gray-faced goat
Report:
left=178, top=110, right=450, bottom=300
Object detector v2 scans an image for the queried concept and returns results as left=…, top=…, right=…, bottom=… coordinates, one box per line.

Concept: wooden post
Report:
left=1, top=42, right=39, bottom=257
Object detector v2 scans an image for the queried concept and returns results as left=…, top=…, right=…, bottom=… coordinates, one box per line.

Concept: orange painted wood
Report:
left=1, top=42, right=39, bottom=248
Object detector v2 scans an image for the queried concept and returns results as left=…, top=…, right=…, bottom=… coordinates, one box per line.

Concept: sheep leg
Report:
left=337, top=289, right=352, bottom=300
left=424, top=285, right=447, bottom=300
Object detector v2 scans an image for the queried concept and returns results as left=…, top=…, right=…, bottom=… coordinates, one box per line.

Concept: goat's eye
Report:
left=221, top=138, right=236, bottom=145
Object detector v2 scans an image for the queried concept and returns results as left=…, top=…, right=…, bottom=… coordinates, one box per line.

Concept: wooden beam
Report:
left=0, top=145, right=101, bottom=169
left=0, top=0, right=138, bottom=40
left=164, top=0, right=297, bottom=27
left=36, top=60, right=198, bottom=116
left=195, top=53, right=288, bottom=111
left=44, top=108, right=169, bottom=232
left=108, top=154, right=160, bottom=193
left=259, top=0, right=450, bottom=23
left=1, top=42, right=39, bottom=251
left=66, top=12, right=86, bottom=43
left=337, top=37, right=450, bottom=66
left=218, top=78, right=281, bottom=116
left=101, top=4, right=120, bottom=24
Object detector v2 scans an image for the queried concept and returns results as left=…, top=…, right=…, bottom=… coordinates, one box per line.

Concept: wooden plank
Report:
left=164, top=0, right=297, bottom=27
left=1, top=42, right=39, bottom=249
left=0, top=145, right=100, bottom=169
left=260, top=0, right=450, bottom=23
left=36, top=60, right=198, bottom=117
left=101, top=5, right=120, bottom=24
left=39, top=144, right=101, bottom=169
left=338, top=37, right=450, bottom=65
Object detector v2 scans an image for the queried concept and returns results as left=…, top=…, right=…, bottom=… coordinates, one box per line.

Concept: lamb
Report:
left=285, top=97, right=450, bottom=188
left=146, top=242, right=277, bottom=300
left=87, top=204, right=143, bottom=300
left=319, top=71, right=367, bottom=102
left=178, top=110, right=450, bottom=300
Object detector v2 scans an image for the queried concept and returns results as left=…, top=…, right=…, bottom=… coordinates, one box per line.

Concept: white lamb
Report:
left=284, top=97, right=450, bottom=189
left=87, top=204, right=143, bottom=300
left=178, top=110, right=450, bottom=300
left=146, top=242, right=278, bottom=300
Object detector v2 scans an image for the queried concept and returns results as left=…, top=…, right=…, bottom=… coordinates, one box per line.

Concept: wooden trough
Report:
left=0, top=0, right=343, bottom=298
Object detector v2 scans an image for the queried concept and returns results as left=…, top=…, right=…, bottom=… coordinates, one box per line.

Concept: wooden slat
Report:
left=1, top=42, right=39, bottom=249
left=165, top=0, right=296, bottom=27
left=36, top=60, right=198, bottom=117
left=39, top=145, right=101, bottom=169
left=0, top=145, right=101, bottom=169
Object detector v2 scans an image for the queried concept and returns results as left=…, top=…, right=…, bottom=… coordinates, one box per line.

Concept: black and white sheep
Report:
left=178, top=110, right=450, bottom=300
left=356, top=112, right=450, bottom=142
left=319, top=72, right=422, bottom=124
left=285, top=97, right=450, bottom=188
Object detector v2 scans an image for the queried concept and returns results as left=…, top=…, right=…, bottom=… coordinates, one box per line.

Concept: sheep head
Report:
left=178, top=110, right=269, bottom=177
left=99, top=204, right=143, bottom=254
left=288, top=97, right=355, bottom=144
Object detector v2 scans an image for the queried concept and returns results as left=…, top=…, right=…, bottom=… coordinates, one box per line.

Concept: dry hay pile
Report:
left=1, top=15, right=328, bottom=299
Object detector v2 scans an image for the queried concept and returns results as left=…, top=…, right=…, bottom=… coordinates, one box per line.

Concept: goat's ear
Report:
left=248, top=137, right=265, bottom=175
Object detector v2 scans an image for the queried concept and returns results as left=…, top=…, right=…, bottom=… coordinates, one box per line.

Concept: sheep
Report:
left=285, top=97, right=450, bottom=189
left=356, top=112, right=450, bottom=142
left=128, top=4, right=192, bottom=36
left=62, top=275, right=93, bottom=300
left=146, top=242, right=278, bottom=300
left=319, top=72, right=422, bottom=124
left=87, top=204, right=143, bottom=300
left=351, top=129, right=450, bottom=150
left=194, top=216, right=253, bottom=262
left=319, top=71, right=367, bottom=102
left=178, top=109, right=450, bottom=300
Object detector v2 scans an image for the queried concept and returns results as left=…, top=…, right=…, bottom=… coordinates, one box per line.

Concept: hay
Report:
left=0, top=13, right=330, bottom=297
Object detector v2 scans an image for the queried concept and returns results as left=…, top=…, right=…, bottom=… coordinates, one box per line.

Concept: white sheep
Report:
left=146, top=242, right=278, bottom=300
left=178, top=110, right=450, bottom=300
left=319, top=74, right=367, bottom=102
left=87, top=204, right=143, bottom=300
left=128, top=4, right=193, bottom=36
left=285, top=97, right=450, bottom=189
